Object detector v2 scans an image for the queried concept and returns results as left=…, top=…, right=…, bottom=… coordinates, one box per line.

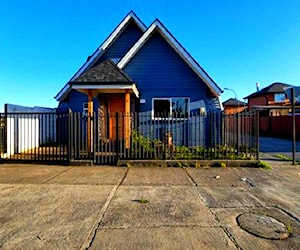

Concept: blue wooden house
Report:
left=55, top=11, right=222, bottom=150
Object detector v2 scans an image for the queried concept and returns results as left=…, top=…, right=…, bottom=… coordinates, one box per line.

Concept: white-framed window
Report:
left=274, top=93, right=286, bottom=102
left=83, top=102, right=88, bottom=116
left=152, top=97, right=190, bottom=119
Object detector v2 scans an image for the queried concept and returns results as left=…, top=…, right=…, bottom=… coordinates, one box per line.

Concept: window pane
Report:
left=153, top=99, right=170, bottom=118
left=172, top=98, right=189, bottom=118
left=274, top=93, right=286, bottom=102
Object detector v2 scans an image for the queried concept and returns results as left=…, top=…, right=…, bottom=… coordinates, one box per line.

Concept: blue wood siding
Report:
left=123, top=31, right=214, bottom=112
left=57, top=90, right=98, bottom=113
left=95, top=20, right=143, bottom=65
left=58, top=21, right=143, bottom=112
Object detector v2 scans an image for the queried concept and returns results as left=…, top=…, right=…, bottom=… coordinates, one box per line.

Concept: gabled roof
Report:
left=55, top=13, right=222, bottom=102
left=70, top=59, right=133, bottom=84
left=117, top=19, right=222, bottom=97
left=55, top=11, right=146, bottom=101
left=244, top=82, right=292, bottom=99
left=222, top=98, right=246, bottom=106
left=71, top=11, right=146, bottom=81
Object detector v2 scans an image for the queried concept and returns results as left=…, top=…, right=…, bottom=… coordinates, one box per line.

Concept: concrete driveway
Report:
left=259, top=136, right=297, bottom=153
left=0, top=162, right=299, bottom=249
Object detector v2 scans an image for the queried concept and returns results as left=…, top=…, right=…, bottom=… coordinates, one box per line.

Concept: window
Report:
left=274, top=93, right=286, bottom=102
left=83, top=102, right=88, bottom=116
left=152, top=97, right=189, bottom=119
left=111, top=58, right=121, bottom=64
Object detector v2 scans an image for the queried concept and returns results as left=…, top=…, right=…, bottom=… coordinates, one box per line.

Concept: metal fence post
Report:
left=256, top=109, right=260, bottom=160
left=292, top=87, right=296, bottom=165
left=115, top=112, right=119, bottom=163
left=67, top=110, right=72, bottom=164
left=236, top=112, right=240, bottom=156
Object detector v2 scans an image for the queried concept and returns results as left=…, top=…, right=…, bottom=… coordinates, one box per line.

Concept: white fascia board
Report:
left=55, top=84, right=71, bottom=101
left=70, top=50, right=104, bottom=81
left=118, top=23, right=156, bottom=69
left=102, top=12, right=147, bottom=50
left=71, top=12, right=147, bottom=81
left=218, top=96, right=224, bottom=111
left=72, top=84, right=139, bottom=98
left=118, top=20, right=222, bottom=97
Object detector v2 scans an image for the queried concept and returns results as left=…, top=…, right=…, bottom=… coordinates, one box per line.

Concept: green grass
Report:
left=274, top=154, right=292, bottom=161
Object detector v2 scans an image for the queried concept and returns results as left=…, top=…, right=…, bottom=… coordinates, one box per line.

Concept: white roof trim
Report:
left=70, top=12, right=146, bottom=82
left=72, top=84, right=139, bottom=98
left=55, top=84, right=71, bottom=102
left=102, top=12, right=146, bottom=50
left=56, top=12, right=146, bottom=101
left=118, top=20, right=222, bottom=96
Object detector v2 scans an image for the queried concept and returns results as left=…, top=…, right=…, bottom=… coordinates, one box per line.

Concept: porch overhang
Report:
left=70, top=83, right=139, bottom=98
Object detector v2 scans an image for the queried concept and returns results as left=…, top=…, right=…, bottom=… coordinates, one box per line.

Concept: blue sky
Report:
left=1, top=0, right=300, bottom=112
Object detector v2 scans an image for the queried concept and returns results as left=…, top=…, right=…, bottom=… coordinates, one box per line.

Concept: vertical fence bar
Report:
left=67, top=111, right=72, bottom=163
left=236, top=112, right=240, bottom=156
left=93, top=111, right=96, bottom=164
left=292, top=88, right=296, bottom=165
left=115, top=112, right=119, bottom=163
left=256, top=109, right=260, bottom=160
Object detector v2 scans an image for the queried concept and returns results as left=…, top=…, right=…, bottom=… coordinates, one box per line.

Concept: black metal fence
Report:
left=0, top=111, right=258, bottom=165
left=0, top=112, right=69, bottom=163
left=0, top=114, right=6, bottom=155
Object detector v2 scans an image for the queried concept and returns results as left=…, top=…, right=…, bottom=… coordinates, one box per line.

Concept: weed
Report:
left=274, top=154, right=292, bottom=161
left=137, top=198, right=149, bottom=204
left=286, top=224, right=293, bottom=234
left=212, top=162, right=226, bottom=168
left=257, top=160, right=272, bottom=170
left=220, top=162, right=226, bottom=168
left=176, top=162, right=183, bottom=168
left=195, top=161, right=201, bottom=168
left=183, top=162, right=190, bottom=168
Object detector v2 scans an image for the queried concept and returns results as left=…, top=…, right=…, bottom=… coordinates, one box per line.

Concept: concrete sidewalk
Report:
left=0, top=163, right=299, bottom=249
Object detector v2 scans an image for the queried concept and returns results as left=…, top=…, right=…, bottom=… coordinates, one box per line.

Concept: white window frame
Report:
left=83, top=102, right=88, bottom=116
left=152, top=97, right=190, bottom=120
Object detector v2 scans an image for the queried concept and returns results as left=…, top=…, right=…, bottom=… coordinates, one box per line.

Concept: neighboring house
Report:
left=222, top=98, right=247, bottom=114
left=244, top=82, right=292, bottom=115
left=54, top=11, right=222, bottom=146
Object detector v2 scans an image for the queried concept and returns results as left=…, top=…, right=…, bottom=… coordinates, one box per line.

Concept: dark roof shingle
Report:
left=244, top=82, right=292, bottom=99
left=223, top=98, right=246, bottom=106
left=70, top=59, right=133, bottom=84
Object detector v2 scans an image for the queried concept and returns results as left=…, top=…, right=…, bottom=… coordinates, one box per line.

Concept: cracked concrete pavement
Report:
left=0, top=161, right=299, bottom=249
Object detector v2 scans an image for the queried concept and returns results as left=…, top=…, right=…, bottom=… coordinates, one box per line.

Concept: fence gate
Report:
left=68, top=112, right=119, bottom=165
